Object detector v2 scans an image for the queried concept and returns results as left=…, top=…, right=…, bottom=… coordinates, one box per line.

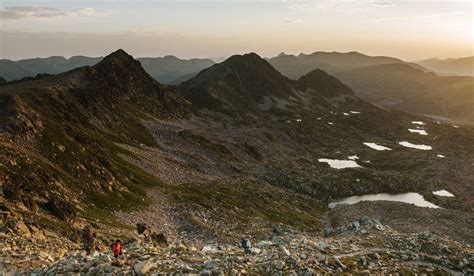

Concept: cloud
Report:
left=371, top=2, right=394, bottom=7
left=378, top=11, right=467, bottom=21
left=0, top=6, right=106, bottom=20
left=284, top=18, right=303, bottom=24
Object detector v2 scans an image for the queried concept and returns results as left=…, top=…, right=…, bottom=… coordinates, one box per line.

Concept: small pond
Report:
left=328, top=192, right=439, bottom=209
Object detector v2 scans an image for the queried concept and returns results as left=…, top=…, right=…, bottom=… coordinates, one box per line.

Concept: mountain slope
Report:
left=0, top=49, right=190, bottom=225
left=418, top=56, right=474, bottom=76
left=0, top=55, right=214, bottom=84
left=334, top=63, right=474, bottom=122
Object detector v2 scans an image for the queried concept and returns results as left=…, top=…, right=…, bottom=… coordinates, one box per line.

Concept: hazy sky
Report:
left=0, top=0, right=472, bottom=61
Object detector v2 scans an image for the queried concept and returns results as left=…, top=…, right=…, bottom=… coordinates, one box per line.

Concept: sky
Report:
left=0, top=0, right=472, bottom=61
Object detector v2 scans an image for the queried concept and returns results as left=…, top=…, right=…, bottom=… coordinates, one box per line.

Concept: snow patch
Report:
left=328, top=122, right=334, bottom=125
left=412, top=121, right=426, bottom=125
left=343, top=112, right=350, bottom=116
left=364, top=142, right=392, bottom=151
left=437, top=154, right=446, bottom=158
left=350, top=111, right=361, bottom=114
left=408, top=129, right=428, bottom=135
left=432, top=190, right=455, bottom=197
left=296, top=119, right=302, bottom=122
left=347, top=155, right=359, bottom=160
left=399, top=141, right=432, bottom=150
left=318, top=159, right=362, bottom=169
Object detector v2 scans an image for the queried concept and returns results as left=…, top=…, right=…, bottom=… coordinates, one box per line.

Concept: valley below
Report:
left=0, top=50, right=473, bottom=274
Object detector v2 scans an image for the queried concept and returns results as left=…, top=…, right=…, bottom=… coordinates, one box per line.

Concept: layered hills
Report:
left=334, top=64, right=474, bottom=123
left=418, top=56, right=474, bottom=76
left=1, top=49, right=473, bottom=274
left=267, top=51, right=427, bottom=79
left=267, top=52, right=474, bottom=124
left=0, top=54, right=214, bottom=84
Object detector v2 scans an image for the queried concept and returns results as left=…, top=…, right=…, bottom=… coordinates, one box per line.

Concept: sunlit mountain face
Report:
left=0, top=0, right=473, bottom=274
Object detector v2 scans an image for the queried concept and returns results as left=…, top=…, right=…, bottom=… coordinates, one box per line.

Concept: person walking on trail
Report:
left=241, top=236, right=251, bottom=255
left=111, top=240, right=124, bottom=258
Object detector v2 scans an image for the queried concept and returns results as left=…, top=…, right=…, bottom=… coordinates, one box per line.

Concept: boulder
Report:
left=255, top=240, right=273, bottom=248
left=273, top=224, right=282, bottom=236
left=315, top=241, right=329, bottom=251
left=150, top=232, right=168, bottom=247
left=45, top=198, right=76, bottom=222
left=81, top=226, right=98, bottom=253
left=136, top=223, right=147, bottom=235
left=279, top=245, right=291, bottom=256
left=134, top=259, right=153, bottom=275
left=16, top=221, right=32, bottom=237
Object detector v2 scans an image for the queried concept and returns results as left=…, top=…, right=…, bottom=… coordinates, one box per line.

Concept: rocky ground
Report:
left=1, top=214, right=472, bottom=275
left=328, top=201, right=474, bottom=246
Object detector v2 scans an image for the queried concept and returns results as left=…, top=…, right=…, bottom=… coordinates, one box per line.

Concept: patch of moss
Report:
left=166, top=181, right=324, bottom=234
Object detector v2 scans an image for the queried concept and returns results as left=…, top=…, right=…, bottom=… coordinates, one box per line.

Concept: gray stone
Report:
left=134, top=260, right=153, bottom=275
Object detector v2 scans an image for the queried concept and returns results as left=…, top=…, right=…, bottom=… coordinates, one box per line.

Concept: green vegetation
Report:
left=165, top=181, right=324, bottom=237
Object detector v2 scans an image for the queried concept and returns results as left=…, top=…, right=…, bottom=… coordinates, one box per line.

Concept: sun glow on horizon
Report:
left=0, top=0, right=472, bottom=60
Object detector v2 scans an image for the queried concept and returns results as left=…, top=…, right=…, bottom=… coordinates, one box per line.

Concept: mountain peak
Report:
left=100, top=49, right=136, bottom=63
left=180, top=52, right=293, bottom=112
left=93, top=49, right=150, bottom=79
left=183, top=52, right=287, bottom=85
left=224, top=52, right=267, bottom=65
left=296, top=69, right=354, bottom=97
left=77, top=49, right=166, bottom=103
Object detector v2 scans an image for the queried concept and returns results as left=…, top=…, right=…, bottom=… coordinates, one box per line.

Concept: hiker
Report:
left=241, top=236, right=251, bottom=255
left=111, top=240, right=124, bottom=258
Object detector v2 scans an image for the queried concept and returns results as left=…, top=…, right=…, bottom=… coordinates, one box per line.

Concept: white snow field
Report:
left=432, top=190, right=455, bottom=197
left=318, top=158, right=362, bottom=169
left=399, top=141, right=432, bottom=150
left=408, top=129, right=428, bottom=135
left=363, top=142, right=392, bottom=151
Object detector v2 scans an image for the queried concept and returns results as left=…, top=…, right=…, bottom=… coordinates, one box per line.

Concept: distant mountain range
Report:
left=267, top=51, right=428, bottom=79
left=0, top=55, right=214, bottom=84
left=266, top=51, right=474, bottom=123
left=418, top=57, right=474, bottom=77
left=333, top=64, right=474, bottom=123
left=2, top=51, right=472, bottom=123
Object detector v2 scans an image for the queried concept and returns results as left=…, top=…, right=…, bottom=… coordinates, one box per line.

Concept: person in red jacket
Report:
left=111, top=240, right=124, bottom=258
